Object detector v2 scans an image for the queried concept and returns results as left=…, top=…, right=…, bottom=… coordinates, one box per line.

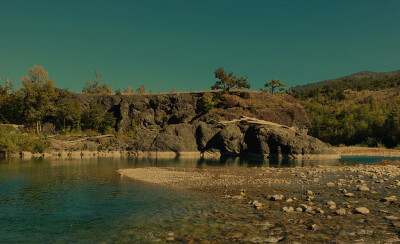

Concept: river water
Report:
left=0, top=156, right=397, bottom=243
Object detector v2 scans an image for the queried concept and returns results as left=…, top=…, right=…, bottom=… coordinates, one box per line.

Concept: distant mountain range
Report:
left=291, top=70, right=400, bottom=92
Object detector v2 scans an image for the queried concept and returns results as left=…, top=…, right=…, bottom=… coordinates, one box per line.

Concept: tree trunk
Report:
left=36, top=120, right=39, bottom=135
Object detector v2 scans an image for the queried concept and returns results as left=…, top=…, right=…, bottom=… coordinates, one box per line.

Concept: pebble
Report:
left=344, top=193, right=354, bottom=197
left=384, top=216, right=400, bottom=220
left=335, top=208, right=347, bottom=216
left=285, top=198, right=293, bottom=203
left=270, top=194, right=284, bottom=201
left=381, top=196, right=397, bottom=202
left=306, top=196, right=314, bottom=201
left=252, top=200, right=263, bottom=210
left=326, top=200, right=336, bottom=206
left=263, top=236, right=281, bottom=243
left=260, top=221, right=273, bottom=230
left=296, top=207, right=303, bottom=212
left=326, top=182, right=335, bottom=187
left=354, top=207, right=370, bottom=214
left=232, top=195, right=243, bottom=200
left=305, top=190, right=313, bottom=195
left=357, top=185, right=370, bottom=191
left=282, top=206, right=294, bottom=213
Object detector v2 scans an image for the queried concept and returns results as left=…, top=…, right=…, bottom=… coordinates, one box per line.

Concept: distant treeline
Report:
left=294, top=71, right=400, bottom=148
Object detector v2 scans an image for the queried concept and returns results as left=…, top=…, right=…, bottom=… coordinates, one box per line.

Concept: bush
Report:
left=81, top=103, right=116, bottom=134
left=197, top=93, right=214, bottom=113
left=0, top=126, right=50, bottom=153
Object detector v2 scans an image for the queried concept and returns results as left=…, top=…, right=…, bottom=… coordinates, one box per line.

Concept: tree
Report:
left=136, top=85, right=146, bottom=94
left=55, top=91, right=82, bottom=131
left=264, top=79, right=286, bottom=94
left=21, top=65, right=57, bottom=134
left=0, top=78, right=24, bottom=124
left=82, top=70, right=112, bottom=94
left=81, top=102, right=116, bottom=134
left=211, top=67, right=250, bottom=92
left=124, top=85, right=133, bottom=94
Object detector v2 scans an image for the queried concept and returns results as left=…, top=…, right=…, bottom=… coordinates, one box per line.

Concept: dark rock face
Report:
left=128, top=123, right=337, bottom=158
left=73, top=92, right=337, bottom=158
left=151, top=124, right=198, bottom=152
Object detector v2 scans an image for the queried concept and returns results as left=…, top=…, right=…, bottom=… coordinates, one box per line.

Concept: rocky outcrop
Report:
left=72, top=91, right=337, bottom=159
left=130, top=121, right=338, bottom=159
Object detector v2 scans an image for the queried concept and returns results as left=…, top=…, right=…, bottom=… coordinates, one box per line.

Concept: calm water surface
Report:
left=0, top=156, right=394, bottom=242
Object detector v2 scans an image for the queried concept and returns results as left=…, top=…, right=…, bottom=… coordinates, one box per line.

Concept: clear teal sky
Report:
left=1, top=0, right=400, bottom=92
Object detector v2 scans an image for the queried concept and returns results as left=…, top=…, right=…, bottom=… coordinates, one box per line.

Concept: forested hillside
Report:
left=294, top=70, right=400, bottom=148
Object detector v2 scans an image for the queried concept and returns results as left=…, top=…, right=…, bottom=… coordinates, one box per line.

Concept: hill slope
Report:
left=291, top=70, right=400, bottom=94
left=293, top=70, right=400, bottom=148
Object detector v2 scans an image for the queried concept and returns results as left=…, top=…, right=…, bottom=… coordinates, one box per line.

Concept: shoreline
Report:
left=1, top=150, right=340, bottom=160
left=5, top=146, right=400, bottom=160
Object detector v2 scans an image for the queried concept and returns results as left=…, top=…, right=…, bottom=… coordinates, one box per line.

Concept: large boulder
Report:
left=244, top=124, right=337, bottom=158
left=208, top=125, right=245, bottom=154
left=150, top=124, right=198, bottom=152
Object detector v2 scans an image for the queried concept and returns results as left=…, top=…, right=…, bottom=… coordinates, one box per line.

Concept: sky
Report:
left=1, top=0, right=400, bottom=93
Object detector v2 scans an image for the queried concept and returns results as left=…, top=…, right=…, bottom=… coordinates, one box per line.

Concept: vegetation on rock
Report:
left=211, top=67, right=250, bottom=92
left=263, top=79, right=287, bottom=94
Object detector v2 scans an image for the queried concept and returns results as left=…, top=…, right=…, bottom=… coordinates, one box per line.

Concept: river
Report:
left=0, top=156, right=396, bottom=243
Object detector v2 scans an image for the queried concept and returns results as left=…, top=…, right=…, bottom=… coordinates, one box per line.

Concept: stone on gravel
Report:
left=282, top=206, right=294, bottom=213
left=357, top=185, right=370, bottom=191
left=335, top=208, right=347, bottom=216
left=271, top=194, right=284, bottom=201
left=355, top=207, right=370, bottom=214
left=326, top=182, right=335, bottom=187
left=381, top=196, right=397, bottom=202
left=384, top=216, right=400, bottom=220
left=305, top=190, right=314, bottom=195
left=285, top=198, right=294, bottom=203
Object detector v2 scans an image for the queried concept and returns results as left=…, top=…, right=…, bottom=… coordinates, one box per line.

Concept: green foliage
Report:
left=149, top=96, right=159, bottom=109
left=292, top=71, right=400, bottom=147
left=294, top=71, right=400, bottom=99
left=21, top=65, right=57, bottom=134
left=115, top=89, right=121, bottom=95
left=55, top=91, right=82, bottom=131
left=0, top=126, right=50, bottom=153
left=81, top=103, right=116, bottom=134
left=264, top=80, right=286, bottom=94
left=211, top=67, right=250, bottom=92
left=82, top=70, right=112, bottom=94
left=0, top=82, right=24, bottom=124
left=197, top=93, right=214, bottom=113
left=300, top=90, right=400, bottom=148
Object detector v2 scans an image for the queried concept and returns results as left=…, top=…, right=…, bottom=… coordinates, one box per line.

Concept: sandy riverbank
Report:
left=118, top=164, right=400, bottom=243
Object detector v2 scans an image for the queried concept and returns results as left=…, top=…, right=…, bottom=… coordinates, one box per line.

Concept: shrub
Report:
left=0, top=126, right=50, bottom=153
left=197, top=93, right=214, bottom=113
